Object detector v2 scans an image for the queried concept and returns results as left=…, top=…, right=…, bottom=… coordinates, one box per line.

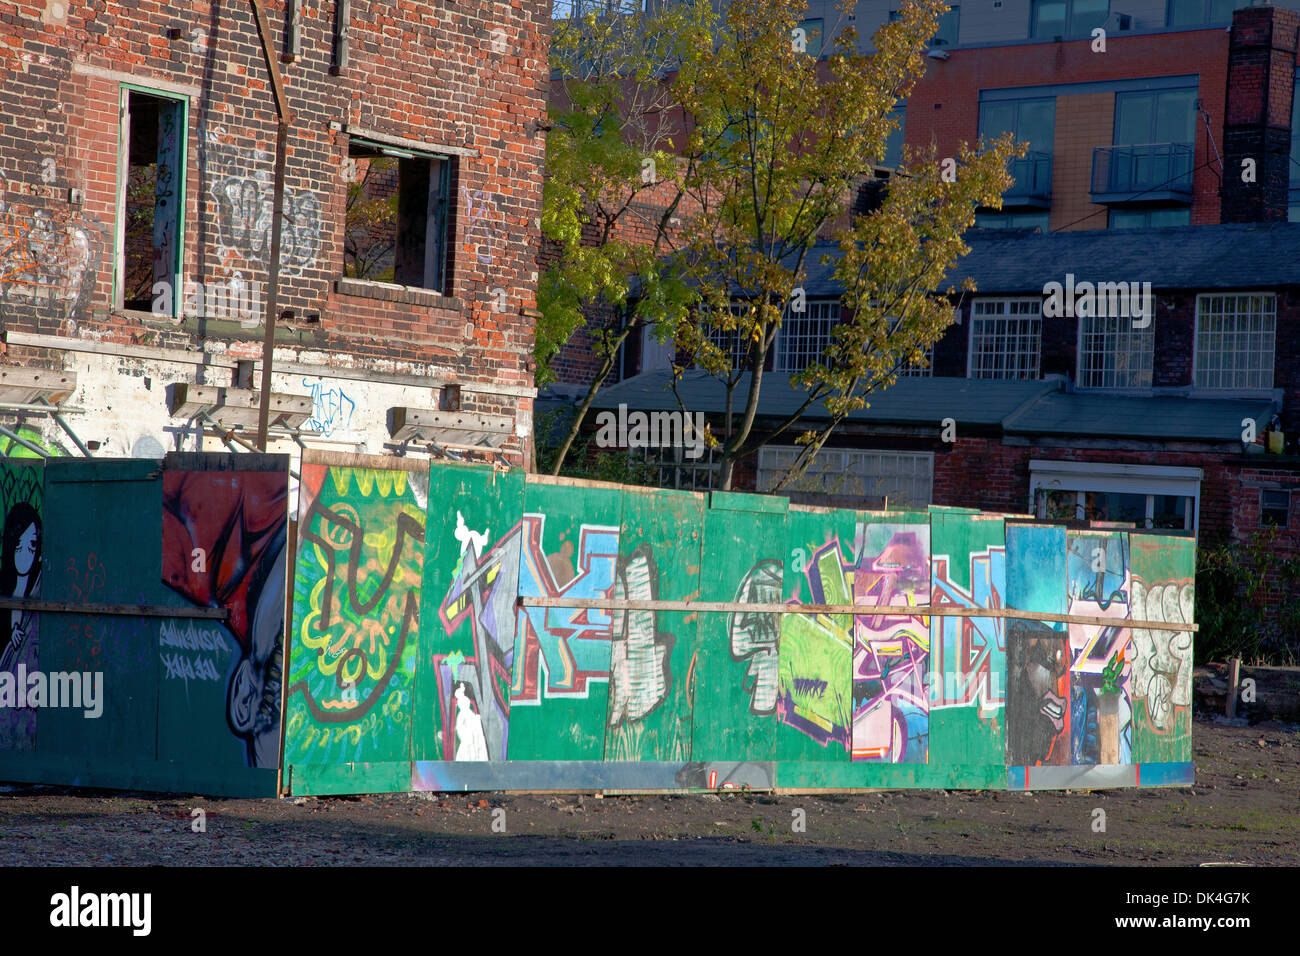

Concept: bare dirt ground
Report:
left=1, top=716, right=1296, bottom=866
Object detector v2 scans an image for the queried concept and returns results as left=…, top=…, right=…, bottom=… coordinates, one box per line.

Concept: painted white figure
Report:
left=453, top=682, right=488, bottom=761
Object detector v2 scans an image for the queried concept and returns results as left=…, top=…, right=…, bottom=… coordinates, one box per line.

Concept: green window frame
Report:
left=115, top=83, right=189, bottom=317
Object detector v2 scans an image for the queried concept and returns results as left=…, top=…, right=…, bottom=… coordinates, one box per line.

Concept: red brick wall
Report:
left=0, top=1, right=548, bottom=417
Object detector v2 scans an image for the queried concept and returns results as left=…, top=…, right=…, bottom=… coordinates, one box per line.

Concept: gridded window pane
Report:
left=969, top=298, right=1042, bottom=379
left=630, top=444, right=720, bottom=491
left=1194, top=293, right=1276, bottom=389
left=757, top=446, right=933, bottom=506
left=777, top=299, right=839, bottom=372
left=1078, top=313, right=1154, bottom=388
left=703, top=302, right=752, bottom=369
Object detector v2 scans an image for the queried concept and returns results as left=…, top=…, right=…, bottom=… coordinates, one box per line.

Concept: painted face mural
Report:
left=0, top=502, right=42, bottom=670
left=162, top=471, right=288, bottom=769
left=1006, top=621, right=1071, bottom=766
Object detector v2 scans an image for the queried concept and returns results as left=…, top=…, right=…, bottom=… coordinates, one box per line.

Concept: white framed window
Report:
left=1194, top=293, right=1276, bottom=390
left=776, top=298, right=839, bottom=372
left=968, top=298, right=1041, bottom=379
left=630, top=444, right=720, bottom=491
left=898, top=343, right=934, bottom=377
left=757, top=446, right=933, bottom=506
left=701, top=301, right=752, bottom=370
left=1029, top=460, right=1201, bottom=532
left=1077, top=313, right=1154, bottom=389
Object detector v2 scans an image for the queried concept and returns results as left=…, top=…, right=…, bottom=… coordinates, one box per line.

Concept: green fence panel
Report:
left=775, top=505, right=858, bottom=762
left=158, top=454, right=290, bottom=773
left=37, top=459, right=163, bottom=767
left=603, top=486, right=704, bottom=761
left=417, top=463, right=526, bottom=763
left=506, top=478, right=622, bottom=761
left=928, top=508, right=1007, bottom=770
left=1065, top=529, right=1132, bottom=766
left=284, top=455, right=427, bottom=772
left=0, top=459, right=44, bottom=753
left=690, top=493, right=786, bottom=762
left=1129, top=532, right=1194, bottom=764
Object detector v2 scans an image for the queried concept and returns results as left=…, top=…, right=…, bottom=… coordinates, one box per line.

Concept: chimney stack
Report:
left=1220, top=6, right=1300, bottom=223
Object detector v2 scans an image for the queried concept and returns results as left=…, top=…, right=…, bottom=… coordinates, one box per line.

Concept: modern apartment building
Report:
left=562, top=5, right=1300, bottom=561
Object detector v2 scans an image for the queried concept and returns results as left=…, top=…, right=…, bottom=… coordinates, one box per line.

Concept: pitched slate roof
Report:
left=592, top=369, right=1275, bottom=442
left=948, top=222, right=1300, bottom=294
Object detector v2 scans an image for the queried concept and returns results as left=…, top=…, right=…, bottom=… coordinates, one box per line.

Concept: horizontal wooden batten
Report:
left=0, top=598, right=228, bottom=619
left=516, top=596, right=1197, bottom=632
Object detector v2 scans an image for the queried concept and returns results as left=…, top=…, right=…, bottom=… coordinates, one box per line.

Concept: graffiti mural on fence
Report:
left=607, top=544, right=674, bottom=725
left=1066, top=533, right=1132, bottom=765
left=0, top=463, right=42, bottom=751
left=436, top=513, right=522, bottom=762
left=729, top=559, right=783, bottom=716
left=1005, top=619, right=1071, bottom=766
left=511, top=515, right=619, bottom=704
left=779, top=539, right=853, bottom=750
left=203, top=126, right=321, bottom=278
left=851, top=524, right=931, bottom=763
left=302, top=379, right=356, bottom=438
left=285, top=463, right=425, bottom=765
left=0, top=168, right=104, bottom=318
left=1129, top=535, right=1194, bottom=764
left=162, top=470, right=288, bottom=768
left=930, top=548, right=1006, bottom=713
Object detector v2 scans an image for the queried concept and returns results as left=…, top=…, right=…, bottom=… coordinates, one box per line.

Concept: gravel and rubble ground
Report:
left=0, top=716, right=1296, bottom=866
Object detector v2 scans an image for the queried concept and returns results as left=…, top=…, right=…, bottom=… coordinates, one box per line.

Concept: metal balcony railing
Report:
left=1003, top=150, right=1052, bottom=206
left=1091, top=143, right=1194, bottom=203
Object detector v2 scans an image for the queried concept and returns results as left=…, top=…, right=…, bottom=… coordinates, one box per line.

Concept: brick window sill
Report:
left=335, top=278, right=464, bottom=312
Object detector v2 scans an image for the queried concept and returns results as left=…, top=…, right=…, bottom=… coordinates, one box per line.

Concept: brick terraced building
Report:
left=0, top=1, right=548, bottom=466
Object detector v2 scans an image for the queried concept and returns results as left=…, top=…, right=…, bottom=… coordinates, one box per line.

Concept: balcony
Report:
left=1002, top=150, right=1053, bottom=208
left=1091, top=143, right=1194, bottom=204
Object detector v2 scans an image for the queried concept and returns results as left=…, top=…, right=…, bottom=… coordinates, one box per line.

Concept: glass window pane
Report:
left=1033, top=0, right=1067, bottom=38
left=1115, top=92, right=1154, bottom=145
left=1069, top=0, right=1109, bottom=35
left=934, top=6, right=960, bottom=45
left=1154, top=89, right=1196, bottom=143
left=980, top=102, right=1016, bottom=143
left=1017, top=99, right=1055, bottom=153
left=1169, top=0, right=1204, bottom=26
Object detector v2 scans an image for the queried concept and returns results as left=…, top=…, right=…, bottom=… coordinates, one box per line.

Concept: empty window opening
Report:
left=344, top=139, right=451, bottom=293
left=121, top=89, right=185, bottom=314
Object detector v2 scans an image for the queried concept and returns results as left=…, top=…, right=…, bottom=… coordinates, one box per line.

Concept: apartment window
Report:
left=631, top=444, right=720, bottom=492
left=1030, top=460, right=1200, bottom=532
left=758, top=446, right=933, bottom=506
left=1261, top=489, right=1291, bottom=528
left=119, top=88, right=187, bottom=314
left=889, top=7, right=960, bottom=46
left=702, top=301, right=753, bottom=370
left=1167, top=0, right=1249, bottom=27
left=344, top=138, right=452, bottom=292
left=777, top=299, right=839, bottom=372
left=968, top=298, right=1042, bottom=379
left=1194, top=293, right=1276, bottom=390
left=1031, top=0, right=1108, bottom=39
left=1078, top=314, right=1154, bottom=389
left=979, top=98, right=1055, bottom=155
left=1109, top=208, right=1190, bottom=229
left=1115, top=89, right=1195, bottom=147
left=975, top=211, right=1050, bottom=230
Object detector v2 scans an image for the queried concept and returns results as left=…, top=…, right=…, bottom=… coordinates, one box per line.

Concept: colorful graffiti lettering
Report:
left=930, top=547, right=1006, bottom=713
left=0, top=169, right=104, bottom=318
left=1066, top=534, right=1132, bottom=765
left=851, top=525, right=930, bottom=763
left=729, top=559, right=782, bottom=716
